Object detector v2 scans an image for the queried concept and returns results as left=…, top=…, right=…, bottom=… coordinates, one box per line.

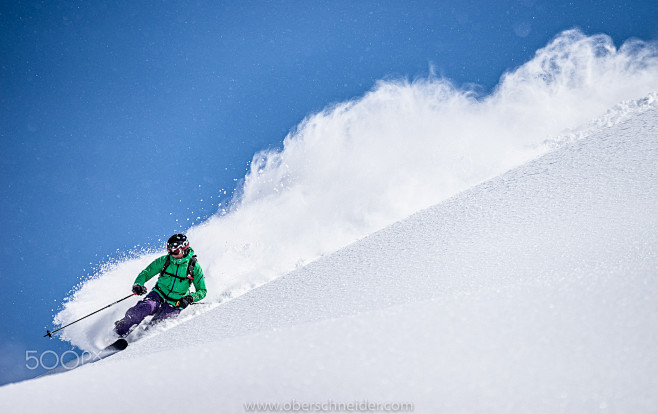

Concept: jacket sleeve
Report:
left=190, top=263, right=207, bottom=302
left=134, top=256, right=167, bottom=286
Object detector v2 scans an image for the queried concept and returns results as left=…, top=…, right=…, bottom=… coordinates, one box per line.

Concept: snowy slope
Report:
left=51, top=30, right=658, bottom=355
left=2, top=99, right=657, bottom=413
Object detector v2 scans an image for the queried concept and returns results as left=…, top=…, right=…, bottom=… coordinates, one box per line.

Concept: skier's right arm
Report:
left=133, top=256, right=167, bottom=286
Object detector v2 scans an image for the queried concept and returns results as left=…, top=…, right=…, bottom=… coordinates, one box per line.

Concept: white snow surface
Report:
left=1, top=98, right=657, bottom=413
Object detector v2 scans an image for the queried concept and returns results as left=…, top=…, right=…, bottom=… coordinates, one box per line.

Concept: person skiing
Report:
left=114, top=234, right=207, bottom=337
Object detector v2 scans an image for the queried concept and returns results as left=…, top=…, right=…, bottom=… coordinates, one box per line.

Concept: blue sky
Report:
left=1, top=0, right=656, bottom=385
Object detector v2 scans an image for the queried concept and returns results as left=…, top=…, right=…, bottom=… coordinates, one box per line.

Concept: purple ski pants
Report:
left=114, top=291, right=180, bottom=337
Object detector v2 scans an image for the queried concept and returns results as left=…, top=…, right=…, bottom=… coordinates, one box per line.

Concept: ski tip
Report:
left=109, top=338, right=129, bottom=350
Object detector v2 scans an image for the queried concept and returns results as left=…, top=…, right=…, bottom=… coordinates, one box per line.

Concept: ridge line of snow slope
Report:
left=2, top=103, right=657, bottom=413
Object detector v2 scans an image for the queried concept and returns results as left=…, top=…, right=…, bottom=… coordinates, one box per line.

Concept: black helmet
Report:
left=167, top=234, right=189, bottom=254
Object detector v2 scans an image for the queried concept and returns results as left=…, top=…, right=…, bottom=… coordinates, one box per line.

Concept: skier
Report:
left=114, top=234, right=207, bottom=337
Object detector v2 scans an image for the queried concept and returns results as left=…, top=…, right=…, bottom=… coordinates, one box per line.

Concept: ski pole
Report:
left=44, top=293, right=136, bottom=338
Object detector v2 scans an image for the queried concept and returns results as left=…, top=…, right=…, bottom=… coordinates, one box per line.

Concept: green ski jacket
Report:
left=134, top=248, right=207, bottom=306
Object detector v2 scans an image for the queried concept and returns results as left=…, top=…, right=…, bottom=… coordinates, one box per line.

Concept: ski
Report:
left=81, top=338, right=129, bottom=364
left=101, top=338, right=129, bottom=354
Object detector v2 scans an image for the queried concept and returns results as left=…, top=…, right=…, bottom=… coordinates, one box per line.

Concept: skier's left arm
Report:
left=190, top=263, right=207, bottom=302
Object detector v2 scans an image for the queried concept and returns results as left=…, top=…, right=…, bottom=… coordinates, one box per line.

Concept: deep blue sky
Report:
left=1, top=0, right=656, bottom=385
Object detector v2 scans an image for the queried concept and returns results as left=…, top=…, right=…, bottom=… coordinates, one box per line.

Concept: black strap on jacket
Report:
left=154, top=284, right=182, bottom=303
left=159, top=254, right=198, bottom=281
left=155, top=255, right=198, bottom=305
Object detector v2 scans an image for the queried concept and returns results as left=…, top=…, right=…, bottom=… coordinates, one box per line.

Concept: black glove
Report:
left=132, top=284, right=147, bottom=295
left=177, top=295, right=194, bottom=309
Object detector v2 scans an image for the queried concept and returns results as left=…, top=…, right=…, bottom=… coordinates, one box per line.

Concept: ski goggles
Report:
left=167, top=246, right=187, bottom=255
